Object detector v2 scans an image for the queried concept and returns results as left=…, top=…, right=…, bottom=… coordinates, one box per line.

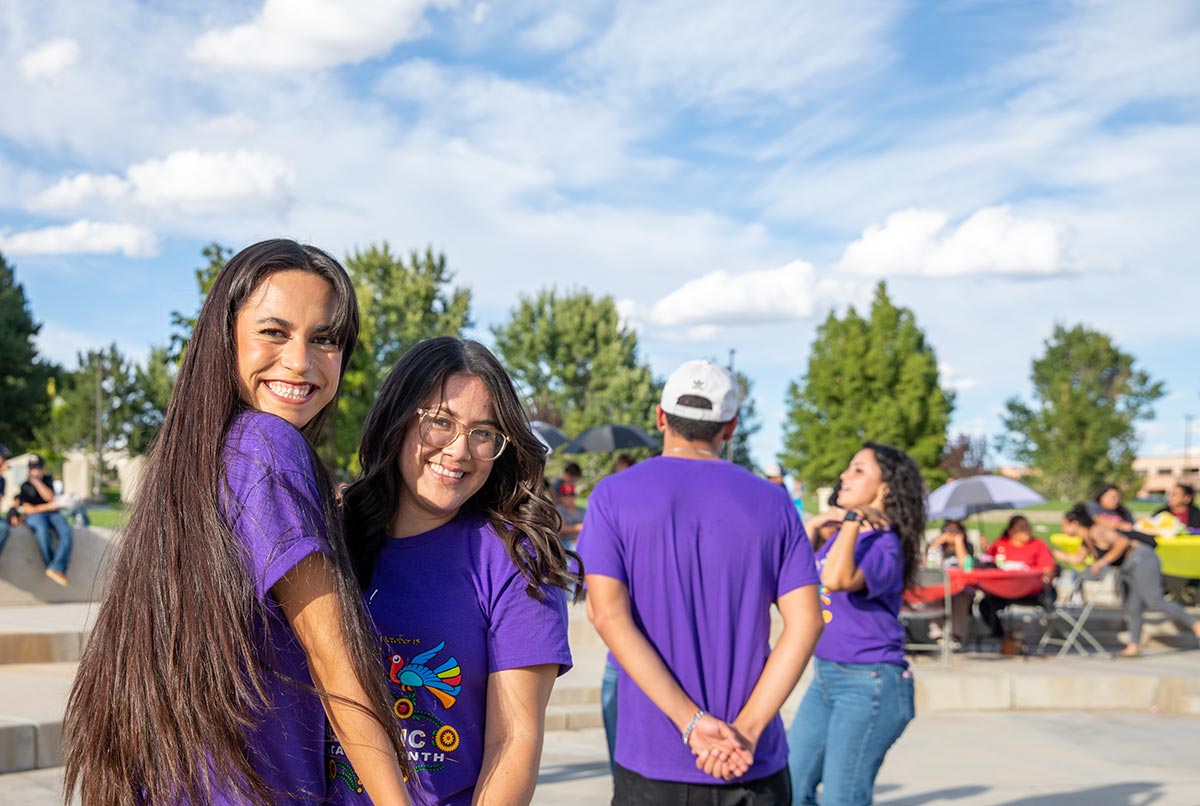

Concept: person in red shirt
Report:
left=1154, top=483, right=1200, bottom=531
left=979, top=515, right=1057, bottom=639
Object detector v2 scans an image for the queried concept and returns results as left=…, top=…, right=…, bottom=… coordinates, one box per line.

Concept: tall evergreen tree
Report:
left=781, top=281, right=953, bottom=488
left=0, top=252, right=56, bottom=449
left=335, top=244, right=472, bottom=473
left=729, top=370, right=763, bottom=471
left=169, top=243, right=230, bottom=362
left=1000, top=324, right=1163, bottom=500
left=491, top=288, right=660, bottom=484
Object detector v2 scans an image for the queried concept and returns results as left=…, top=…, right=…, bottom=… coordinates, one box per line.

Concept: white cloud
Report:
left=472, top=3, right=489, bottom=24
left=650, top=261, right=819, bottom=327
left=521, top=13, right=588, bottom=51
left=19, top=38, right=81, bottom=82
left=0, top=220, right=157, bottom=257
left=839, top=206, right=1073, bottom=278
left=938, top=362, right=977, bottom=393
left=191, top=0, right=451, bottom=71
left=28, top=149, right=292, bottom=215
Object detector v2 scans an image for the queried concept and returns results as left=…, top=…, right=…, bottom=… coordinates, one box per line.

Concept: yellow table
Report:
left=1049, top=533, right=1200, bottom=578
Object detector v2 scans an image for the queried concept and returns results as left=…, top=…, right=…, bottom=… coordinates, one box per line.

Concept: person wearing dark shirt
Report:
left=1154, top=483, right=1200, bottom=531
left=1085, top=483, right=1134, bottom=528
left=16, top=455, right=72, bottom=586
left=0, top=445, right=10, bottom=558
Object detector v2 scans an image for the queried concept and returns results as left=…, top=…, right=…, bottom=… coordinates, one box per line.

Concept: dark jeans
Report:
left=602, top=657, right=619, bottom=769
left=613, top=764, right=791, bottom=806
left=25, top=511, right=72, bottom=574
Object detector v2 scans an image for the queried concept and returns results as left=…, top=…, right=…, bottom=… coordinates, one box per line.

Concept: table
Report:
left=1049, top=533, right=1200, bottom=579
left=905, top=567, right=1045, bottom=605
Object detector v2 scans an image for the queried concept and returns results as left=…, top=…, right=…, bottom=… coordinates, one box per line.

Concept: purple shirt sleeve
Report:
left=577, top=485, right=627, bottom=584
left=223, top=413, right=333, bottom=602
left=858, top=530, right=904, bottom=601
left=486, top=535, right=572, bottom=676
left=777, top=504, right=820, bottom=598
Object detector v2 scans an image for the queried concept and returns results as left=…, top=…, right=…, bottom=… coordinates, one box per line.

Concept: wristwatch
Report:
left=843, top=510, right=861, bottom=522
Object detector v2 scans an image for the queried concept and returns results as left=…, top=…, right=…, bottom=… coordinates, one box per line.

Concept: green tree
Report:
left=0, top=252, right=56, bottom=449
left=126, top=345, right=177, bottom=455
left=729, top=370, right=762, bottom=471
left=999, top=324, right=1164, bottom=500
left=35, top=344, right=139, bottom=492
left=169, top=243, right=230, bottom=362
left=491, top=288, right=660, bottom=485
left=781, top=281, right=953, bottom=489
left=335, top=244, right=472, bottom=473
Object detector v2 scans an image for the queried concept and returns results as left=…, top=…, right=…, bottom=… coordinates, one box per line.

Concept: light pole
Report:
left=1185, top=413, right=1195, bottom=484
left=726, top=348, right=736, bottom=460
left=94, top=355, right=104, bottom=502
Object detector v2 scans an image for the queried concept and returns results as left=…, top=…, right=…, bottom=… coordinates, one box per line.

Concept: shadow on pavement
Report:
left=537, top=761, right=612, bottom=785
left=880, top=785, right=990, bottom=804
left=995, top=782, right=1166, bottom=806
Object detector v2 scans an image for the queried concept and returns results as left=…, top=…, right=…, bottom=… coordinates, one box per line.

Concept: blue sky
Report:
left=2, top=0, right=1198, bottom=466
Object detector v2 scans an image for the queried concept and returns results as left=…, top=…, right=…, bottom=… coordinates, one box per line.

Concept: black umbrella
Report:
left=563, top=424, right=659, bottom=454
left=530, top=421, right=570, bottom=450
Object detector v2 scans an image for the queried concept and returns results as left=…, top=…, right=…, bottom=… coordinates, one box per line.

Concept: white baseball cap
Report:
left=660, top=360, right=740, bottom=422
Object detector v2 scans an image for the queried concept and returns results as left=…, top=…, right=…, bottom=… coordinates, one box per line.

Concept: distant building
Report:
left=1133, top=454, right=1200, bottom=498
left=996, top=466, right=1031, bottom=481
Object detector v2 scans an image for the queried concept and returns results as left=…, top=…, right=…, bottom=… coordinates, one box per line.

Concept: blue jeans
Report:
left=25, top=511, right=72, bottom=574
left=0, top=519, right=9, bottom=556
left=602, top=657, right=619, bottom=769
left=787, top=658, right=914, bottom=806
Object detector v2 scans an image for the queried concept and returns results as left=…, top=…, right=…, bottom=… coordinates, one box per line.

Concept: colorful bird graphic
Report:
left=389, top=641, right=463, bottom=709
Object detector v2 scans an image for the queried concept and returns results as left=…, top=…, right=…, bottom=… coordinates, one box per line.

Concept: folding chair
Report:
left=1036, top=569, right=1112, bottom=659
left=901, top=567, right=953, bottom=667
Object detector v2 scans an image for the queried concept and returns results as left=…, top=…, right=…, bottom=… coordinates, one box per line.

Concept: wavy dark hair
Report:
left=864, top=441, right=926, bottom=591
left=1064, top=503, right=1095, bottom=528
left=63, top=240, right=408, bottom=805
left=344, top=337, right=582, bottom=599
left=1001, top=514, right=1032, bottom=538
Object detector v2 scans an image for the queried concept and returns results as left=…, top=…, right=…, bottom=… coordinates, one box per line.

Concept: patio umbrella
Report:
left=926, top=475, right=1046, bottom=520
left=563, top=424, right=659, bottom=454
left=530, top=421, right=570, bottom=450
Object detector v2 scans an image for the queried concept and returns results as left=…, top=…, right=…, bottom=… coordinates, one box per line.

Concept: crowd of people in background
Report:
left=0, top=237, right=1187, bottom=805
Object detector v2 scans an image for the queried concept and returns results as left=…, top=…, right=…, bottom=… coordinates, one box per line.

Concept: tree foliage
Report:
left=781, top=281, right=953, bottom=489
left=729, top=370, right=762, bottom=471
left=0, top=252, right=56, bottom=450
left=334, top=244, right=472, bottom=473
left=940, top=433, right=989, bottom=479
left=999, top=323, right=1164, bottom=500
left=169, top=243, right=229, bottom=362
left=36, top=344, right=136, bottom=457
left=491, top=288, right=660, bottom=484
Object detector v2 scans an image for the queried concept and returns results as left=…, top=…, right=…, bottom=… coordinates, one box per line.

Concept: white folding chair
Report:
left=1036, top=569, right=1112, bottom=659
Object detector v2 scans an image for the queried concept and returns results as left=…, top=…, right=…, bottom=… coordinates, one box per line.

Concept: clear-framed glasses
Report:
left=416, top=408, right=509, bottom=461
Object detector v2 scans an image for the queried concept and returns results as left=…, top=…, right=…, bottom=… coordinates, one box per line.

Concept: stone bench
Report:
left=0, top=526, right=115, bottom=605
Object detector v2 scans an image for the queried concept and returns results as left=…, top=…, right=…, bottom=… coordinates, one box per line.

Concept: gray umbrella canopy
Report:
left=563, top=424, right=659, bottom=454
left=530, top=421, right=570, bottom=450
left=927, top=474, right=1046, bottom=520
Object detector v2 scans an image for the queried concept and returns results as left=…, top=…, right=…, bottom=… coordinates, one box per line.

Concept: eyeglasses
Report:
left=416, top=408, right=509, bottom=461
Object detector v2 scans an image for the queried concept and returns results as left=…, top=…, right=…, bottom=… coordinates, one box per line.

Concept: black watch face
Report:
left=844, top=511, right=859, bottom=522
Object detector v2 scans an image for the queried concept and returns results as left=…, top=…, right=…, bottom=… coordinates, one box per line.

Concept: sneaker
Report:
left=45, top=569, right=69, bottom=587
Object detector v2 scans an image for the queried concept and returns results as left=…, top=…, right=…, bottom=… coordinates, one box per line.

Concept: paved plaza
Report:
left=4, top=711, right=1199, bottom=805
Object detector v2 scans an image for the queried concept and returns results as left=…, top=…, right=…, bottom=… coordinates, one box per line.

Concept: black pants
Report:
left=979, top=587, right=1053, bottom=638
left=613, top=763, right=791, bottom=806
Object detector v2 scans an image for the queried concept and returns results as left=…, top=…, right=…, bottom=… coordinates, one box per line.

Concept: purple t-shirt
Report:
left=327, top=511, right=572, bottom=806
left=813, top=527, right=907, bottom=667
left=217, top=410, right=333, bottom=804
left=578, top=457, right=819, bottom=785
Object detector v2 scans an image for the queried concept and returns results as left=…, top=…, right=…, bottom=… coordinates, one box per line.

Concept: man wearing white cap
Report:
left=579, top=359, right=823, bottom=804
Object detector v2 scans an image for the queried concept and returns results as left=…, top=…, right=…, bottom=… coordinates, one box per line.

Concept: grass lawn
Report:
left=86, top=506, right=129, bottom=529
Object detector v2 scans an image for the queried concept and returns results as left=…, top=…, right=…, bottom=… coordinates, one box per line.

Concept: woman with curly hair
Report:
left=328, top=337, right=580, bottom=806
left=787, top=441, right=925, bottom=806
left=62, top=240, right=410, bottom=805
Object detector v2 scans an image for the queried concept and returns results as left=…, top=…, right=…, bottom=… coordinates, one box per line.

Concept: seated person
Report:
left=0, top=445, right=10, bottom=557
left=924, top=520, right=975, bottom=647
left=16, top=455, right=72, bottom=586
left=1086, top=483, right=1134, bottom=529
left=979, top=515, right=1056, bottom=639
left=1154, top=483, right=1200, bottom=532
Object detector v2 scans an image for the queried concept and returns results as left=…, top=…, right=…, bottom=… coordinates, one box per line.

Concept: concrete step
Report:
left=0, top=528, right=116, bottom=606
left=0, top=663, right=75, bottom=774
left=0, top=604, right=96, bottom=665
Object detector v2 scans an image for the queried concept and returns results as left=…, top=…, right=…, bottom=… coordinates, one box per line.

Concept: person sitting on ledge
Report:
left=15, top=455, right=72, bottom=586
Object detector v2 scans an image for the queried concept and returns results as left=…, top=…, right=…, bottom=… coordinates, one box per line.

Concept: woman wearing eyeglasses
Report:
left=328, top=337, right=580, bottom=806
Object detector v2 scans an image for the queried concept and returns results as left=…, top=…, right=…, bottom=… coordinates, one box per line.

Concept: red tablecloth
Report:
left=905, top=568, right=1045, bottom=605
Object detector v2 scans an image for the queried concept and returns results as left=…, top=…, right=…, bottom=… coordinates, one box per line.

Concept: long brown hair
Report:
left=864, top=441, right=926, bottom=591
left=344, top=337, right=582, bottom=598
left=63, top=240, right=407, bottom=805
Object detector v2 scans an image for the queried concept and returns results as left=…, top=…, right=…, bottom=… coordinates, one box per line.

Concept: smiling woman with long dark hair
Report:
left=62, top=240, right=410, bottom=805
left=328, top=337, right=580, bottom=806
